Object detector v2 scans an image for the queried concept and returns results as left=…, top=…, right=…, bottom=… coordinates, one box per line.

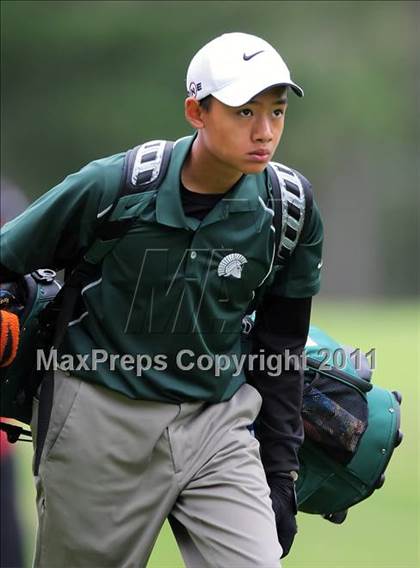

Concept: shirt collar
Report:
left=155, top=134, right=263, bottom=229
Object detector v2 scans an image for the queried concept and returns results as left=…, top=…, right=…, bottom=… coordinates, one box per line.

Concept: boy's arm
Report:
left=248, top=191, right=323, bottom=557
left=250, top=195, right=323, bottom=473
left=248, top=294, right=311, bottom=557
left=249, top=295, right=311, bottom=476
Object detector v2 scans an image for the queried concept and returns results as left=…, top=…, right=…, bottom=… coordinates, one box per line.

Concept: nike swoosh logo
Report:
left=243, top=50, right=264, bottom=61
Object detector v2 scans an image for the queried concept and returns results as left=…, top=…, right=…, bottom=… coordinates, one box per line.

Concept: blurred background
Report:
left=1, top=1, right=419, bottom=567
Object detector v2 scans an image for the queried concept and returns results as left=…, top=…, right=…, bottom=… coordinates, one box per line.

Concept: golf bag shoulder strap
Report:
left=52, top=140, right=174, bottom=346
left=123, top=139, right=174, bottom=194
left=267, top=162, right=313, bottom=268
left=83, top=140, right=173, bottom=264
left=91, top=139, right=173, bottom=242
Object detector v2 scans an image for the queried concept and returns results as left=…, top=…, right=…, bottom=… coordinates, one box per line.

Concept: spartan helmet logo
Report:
left=217, top=253, right=248, bottom=279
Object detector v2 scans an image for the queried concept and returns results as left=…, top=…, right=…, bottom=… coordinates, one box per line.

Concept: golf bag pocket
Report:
left=302, top=379, right=368, bottom=465
left=33, top=371, right=84, bottom=475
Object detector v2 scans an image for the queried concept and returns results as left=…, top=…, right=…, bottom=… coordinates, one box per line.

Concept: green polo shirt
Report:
left=0, top=136, right=323, bottom=403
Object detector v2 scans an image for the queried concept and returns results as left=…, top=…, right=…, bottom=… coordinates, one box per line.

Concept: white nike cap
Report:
left=186, top=32, right=304, bottom=107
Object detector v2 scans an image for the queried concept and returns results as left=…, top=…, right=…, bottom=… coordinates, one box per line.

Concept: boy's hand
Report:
left=267, top=474, right=298, bottom=558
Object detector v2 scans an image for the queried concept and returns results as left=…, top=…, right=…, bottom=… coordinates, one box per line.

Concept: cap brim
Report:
left=212, top=76, right=304, bottom=106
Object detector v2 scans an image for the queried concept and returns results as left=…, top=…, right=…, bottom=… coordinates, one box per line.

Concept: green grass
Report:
left=12, top=301, right=419, bottom=567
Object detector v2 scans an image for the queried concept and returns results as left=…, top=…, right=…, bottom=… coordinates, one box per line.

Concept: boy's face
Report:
left=193, top=85, right=288, bottom=175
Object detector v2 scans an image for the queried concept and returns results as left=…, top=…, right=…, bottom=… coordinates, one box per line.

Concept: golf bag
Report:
left=0, top=269, right=61, bottom=438
left=296, top=326, right=402, bottom=523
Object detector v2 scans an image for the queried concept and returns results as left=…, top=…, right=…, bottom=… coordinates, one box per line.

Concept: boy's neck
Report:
left=181, top=136, right=243, bottom=195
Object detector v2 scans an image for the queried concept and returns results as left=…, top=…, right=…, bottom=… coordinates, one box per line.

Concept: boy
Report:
left=0, top=32, right=323, bottom=567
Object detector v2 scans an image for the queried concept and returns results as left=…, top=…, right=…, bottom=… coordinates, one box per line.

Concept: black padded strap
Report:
left=267, top=164, right=283, bottom=262
left=96, top=140, right=173, bottom=243
left=267, top=164, right=313, bottom=267
left=296, top=171, right=313, bottom=237
left=94, top=218, right=136, bottom=242
left=124, top=140, right=174, bottom=193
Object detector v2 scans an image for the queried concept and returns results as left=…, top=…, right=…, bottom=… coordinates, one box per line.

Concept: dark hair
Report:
left=199, top=95, right=213, bottom=112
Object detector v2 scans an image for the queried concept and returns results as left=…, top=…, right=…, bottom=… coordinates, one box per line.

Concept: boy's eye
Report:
left=273, top=108, right=284, bottom=117
left=239, top=108, right=253, bottom=117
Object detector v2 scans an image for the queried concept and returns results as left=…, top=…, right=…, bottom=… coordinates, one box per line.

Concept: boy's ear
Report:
left=185, top=97, right=205, bottom=129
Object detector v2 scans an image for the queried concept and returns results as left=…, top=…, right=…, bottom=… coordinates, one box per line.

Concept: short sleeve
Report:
left=0, top=153, right=124, bottom=275
left=269, top=198, right=324, bottom=298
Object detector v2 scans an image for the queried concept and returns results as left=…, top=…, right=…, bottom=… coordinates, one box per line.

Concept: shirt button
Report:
left=190, top=251, right=197, bottom=260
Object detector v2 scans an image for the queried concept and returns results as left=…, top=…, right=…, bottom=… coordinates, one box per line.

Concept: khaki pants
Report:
left=32, top=371, right=282, bottom=568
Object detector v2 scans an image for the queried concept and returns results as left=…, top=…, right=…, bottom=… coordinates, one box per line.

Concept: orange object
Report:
left=0, top=310, right=20, bottom=367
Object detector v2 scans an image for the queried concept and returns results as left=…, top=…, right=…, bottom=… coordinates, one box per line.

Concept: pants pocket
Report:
left=34, top=371, right=82, bottom=475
